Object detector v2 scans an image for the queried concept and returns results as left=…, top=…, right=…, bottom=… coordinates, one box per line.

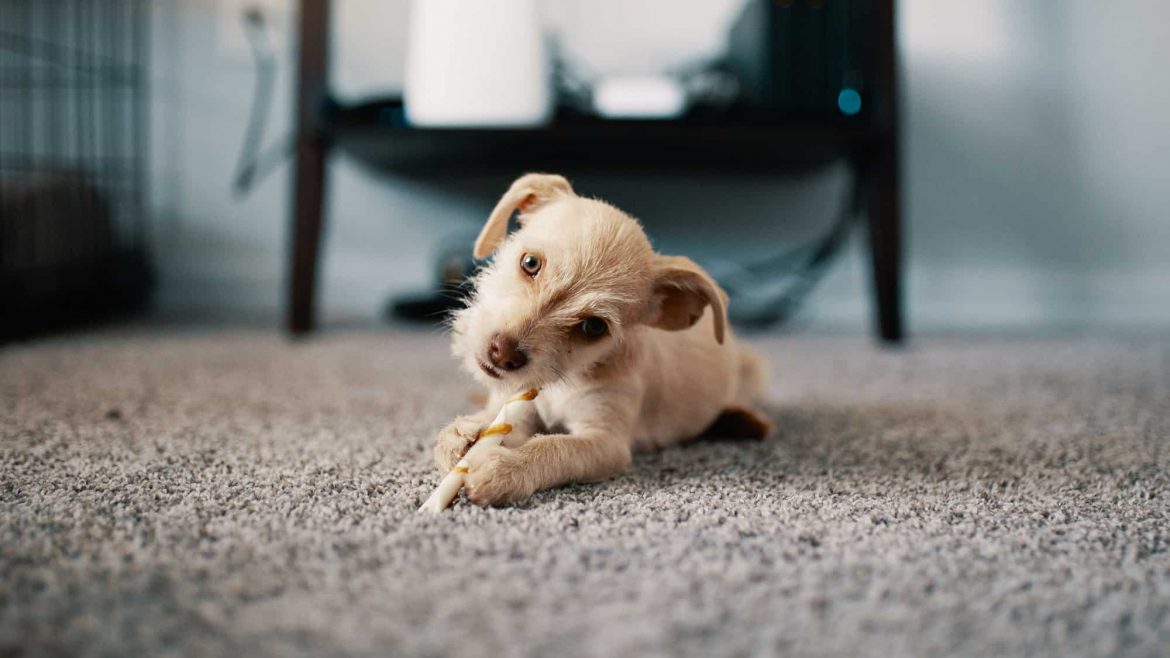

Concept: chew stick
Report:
left=419, top=388, right=539, bottom=513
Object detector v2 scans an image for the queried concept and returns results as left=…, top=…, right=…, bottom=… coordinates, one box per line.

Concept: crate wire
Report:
left=0, top=0, right=151, bottom=334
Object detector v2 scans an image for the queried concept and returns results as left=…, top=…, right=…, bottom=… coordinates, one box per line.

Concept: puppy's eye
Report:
left=520, top=253, right=542, bottom=277
left=577, top=317, right=609, bottom=339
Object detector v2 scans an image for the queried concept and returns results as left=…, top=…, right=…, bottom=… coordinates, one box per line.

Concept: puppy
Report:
left=437, top=173, right=770, bottom=505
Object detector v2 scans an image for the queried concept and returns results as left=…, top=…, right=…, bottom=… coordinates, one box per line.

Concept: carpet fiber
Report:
left=2, top=329, right=1168, bottom=657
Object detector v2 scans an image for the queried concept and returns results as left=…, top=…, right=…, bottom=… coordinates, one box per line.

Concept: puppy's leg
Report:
left=463, top=386, right=639, bottom=506
left=462, top=432, right=632, bottom=506
left=434, top=393, right=543, bottom=472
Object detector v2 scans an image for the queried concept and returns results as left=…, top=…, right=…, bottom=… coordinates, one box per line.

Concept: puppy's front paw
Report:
left=463, top=445, right=534, bottom=506
left=434, top=415, right=484, bottom=472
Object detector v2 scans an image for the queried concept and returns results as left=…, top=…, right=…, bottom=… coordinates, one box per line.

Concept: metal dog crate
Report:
left=0, top=0, right=152, bottom=337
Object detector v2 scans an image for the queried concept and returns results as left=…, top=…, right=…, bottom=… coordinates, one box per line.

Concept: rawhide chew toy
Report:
left=418, top=388, right=539, bottom=513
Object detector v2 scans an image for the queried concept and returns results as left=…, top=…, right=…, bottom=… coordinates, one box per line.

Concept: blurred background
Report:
left=8, top=5, right=1170, bottom=655
left=3, top=0, right=1169, bottom=340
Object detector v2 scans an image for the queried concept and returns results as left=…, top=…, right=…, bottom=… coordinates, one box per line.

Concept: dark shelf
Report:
left=326, top=98, right=883, bottom=175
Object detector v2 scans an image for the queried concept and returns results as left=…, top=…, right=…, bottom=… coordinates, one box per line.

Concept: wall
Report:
left=899, top=0, right=1170, bottom=329
left=149, top=0, right=1170, bottom=331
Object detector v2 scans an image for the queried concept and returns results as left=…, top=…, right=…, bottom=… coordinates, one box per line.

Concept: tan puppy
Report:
left=438, top=173, right=770, bottom=505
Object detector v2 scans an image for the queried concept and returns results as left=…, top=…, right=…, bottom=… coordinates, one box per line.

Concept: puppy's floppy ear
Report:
left=473, top=173, right=574, bottom=259
left=645, top=255, right=728, bottom=344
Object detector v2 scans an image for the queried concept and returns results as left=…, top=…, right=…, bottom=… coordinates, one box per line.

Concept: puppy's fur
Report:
left=438, top=174, right=770, bottom=505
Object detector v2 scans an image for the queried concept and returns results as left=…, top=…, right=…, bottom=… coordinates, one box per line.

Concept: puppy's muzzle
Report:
left=488, top=333, right=528, bottom=371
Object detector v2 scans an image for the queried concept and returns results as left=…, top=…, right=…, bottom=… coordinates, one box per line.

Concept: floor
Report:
left=1, top=328, right=1168, bottom=657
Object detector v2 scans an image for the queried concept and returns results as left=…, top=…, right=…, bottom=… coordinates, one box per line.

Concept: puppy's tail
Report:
left=736, top=345, right=769, bottom=403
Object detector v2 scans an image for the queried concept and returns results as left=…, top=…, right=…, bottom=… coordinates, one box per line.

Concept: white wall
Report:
left=899, top=0, right=1170, bottom=329
left=149, top=0, right=1170, bottom=331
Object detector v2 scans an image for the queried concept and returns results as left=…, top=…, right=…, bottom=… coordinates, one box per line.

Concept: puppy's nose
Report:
left=488, top=333, right=528, bottom=371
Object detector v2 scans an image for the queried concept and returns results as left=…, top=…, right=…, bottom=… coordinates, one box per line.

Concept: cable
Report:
left=710, top=167, right=862, bottom=327
left=231, top=7, right=290, bottom=196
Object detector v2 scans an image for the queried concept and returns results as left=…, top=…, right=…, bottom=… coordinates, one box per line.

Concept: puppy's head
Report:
left=451, top=173, right=727, bottom=390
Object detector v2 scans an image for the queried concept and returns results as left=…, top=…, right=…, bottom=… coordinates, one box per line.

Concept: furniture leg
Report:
left=866, top=136, right=903, bottom=343
left=287, top=0, right=330, bottom=335
left=867, top=0, right=904, bottom=344
left=289, top=137, right=327, bottom=334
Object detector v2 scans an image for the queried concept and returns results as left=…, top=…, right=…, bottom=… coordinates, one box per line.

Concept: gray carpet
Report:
left=2, top=328, right=1168, bottom=657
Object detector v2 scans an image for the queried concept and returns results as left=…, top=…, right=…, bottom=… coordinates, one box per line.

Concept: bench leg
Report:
left=288, top=136, right=327, bottom=335
left=286, top=0, right=330, bottom=335
left=867, top=135, right=904, bottom=343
